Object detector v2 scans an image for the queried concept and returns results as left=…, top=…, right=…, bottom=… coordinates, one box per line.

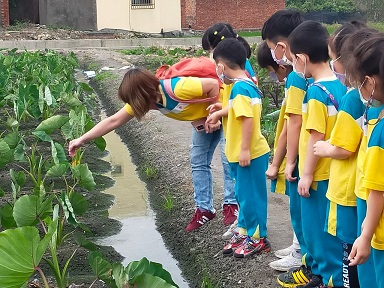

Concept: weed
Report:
left=162, top=190, right=174, bottom=211
left=143, top=165, right=158, bottom=180
left=94, top=71, right=118, bottom=82
left=87, top=62, right=101, bottom=72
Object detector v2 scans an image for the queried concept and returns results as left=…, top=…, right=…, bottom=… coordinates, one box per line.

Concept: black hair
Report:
left=329, top=20, right=366, bottom=58
left=352, top=33, right=384, bottom=84
left=288, top=20, right=330, bottom=63
left=340, top=28, right=378, bottom=85
left=213, top=38, right=247, bottom=70
left=261, top=9, right=304, bottom=42
left=202, top=22, right=252, bottom=58
left=257, top=42, right=279, bottom=70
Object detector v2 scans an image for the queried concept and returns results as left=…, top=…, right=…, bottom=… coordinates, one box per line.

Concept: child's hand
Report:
left=206, top=103, right=222, bottom=114
left=285, top=162, right=298, bottom=182
left=204, top=120, right=221, bottom=133
left=266, top=165, right=279, bottom=180
left=206, top=112, right=221, bottom=125
left=68, top=138, right=84, bottom=158
left=348, top=235, right=371, bottom=266
left=313, top=140, right=331, bottom=157
left=298, top=174, right=313, bottom=198
left=239, top=149, right=251, bottom=167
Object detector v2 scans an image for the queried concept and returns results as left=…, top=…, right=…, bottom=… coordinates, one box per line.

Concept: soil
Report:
left=70, top=49, right=294, bottom=288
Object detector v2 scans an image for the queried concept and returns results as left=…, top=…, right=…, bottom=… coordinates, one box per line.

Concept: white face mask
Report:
left=359, top=78, right=382, bottom=108
left=270, top=43, right=293, bottom=66
left=293, top=56, right=306, bottom=80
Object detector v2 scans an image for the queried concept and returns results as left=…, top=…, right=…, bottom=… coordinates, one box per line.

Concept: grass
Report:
left=143, top=165, right=158, bottom=180
left=162, top=190, right=174, bottom=211
left=94, top=71, right=118, bottom=82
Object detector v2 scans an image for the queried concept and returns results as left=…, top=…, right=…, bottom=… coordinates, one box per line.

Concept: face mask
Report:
left=359, top=78, right=382, bottom=108
left=216, top=64, right=225, bottom=84
left=293, top=56, right=306, bottom=80
left=270, top=44, right=293, bottom=66
left=269, top=71, right=279, bottom=82
left=330, top=57, right=346, bottom=85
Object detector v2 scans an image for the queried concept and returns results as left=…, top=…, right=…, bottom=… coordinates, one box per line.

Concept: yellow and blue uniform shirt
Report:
left=284, top=71, right=309, bottom=118
left=327, top=88, right=365, bottom=206
left=124, top=77, right=210, bottom=121
left=299, top=77, right=347, bottom=180
left=363, top=105, right=384, bottom=250
left=226, top=80, right=270, bottom=163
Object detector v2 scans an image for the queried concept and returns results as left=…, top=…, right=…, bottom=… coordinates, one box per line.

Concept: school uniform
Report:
left=299, top=76, right=346, bottom=287
left=362, top=105, right=384, bottom=288
left=226, top=79, right=270, bottom=238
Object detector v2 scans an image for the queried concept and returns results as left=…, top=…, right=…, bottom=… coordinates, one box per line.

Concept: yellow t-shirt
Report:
left=220, top=83, right=233, bottom=134
left=327, top=89, right=365, bottom=206
left=284, top=71, right=308, bottom=117
left=299, top=78, right=347, bottom=181
left=362, top=107, right=384, bottom=250
left=124, top=77, right=211, bottom=121
left=226, top=80, right=270, bottom=163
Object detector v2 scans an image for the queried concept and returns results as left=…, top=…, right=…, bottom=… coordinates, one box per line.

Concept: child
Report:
left=283, top=20, right=347, bottom=287
left=202, top=22, right=258, bottom=227
left=262, top=9, right=312, bottom=278
left=348, top=34, right=384, bottom=288
left=212, top=38, right=271, bottom=258
left=312, top=22, right=368, bottom=288
left=68, top=67, right=223, bottom=232
left=257, top=41, right=303, bottom=272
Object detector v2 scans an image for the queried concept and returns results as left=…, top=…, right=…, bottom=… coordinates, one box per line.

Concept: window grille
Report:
left=131, top=0, right=155, bottom=9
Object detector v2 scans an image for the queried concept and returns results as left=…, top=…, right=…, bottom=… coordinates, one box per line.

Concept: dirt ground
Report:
left=71, top=49, right=294, bottom=288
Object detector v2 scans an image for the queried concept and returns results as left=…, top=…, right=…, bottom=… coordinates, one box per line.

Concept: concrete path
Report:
left=0, top=36, right=262, bottom=50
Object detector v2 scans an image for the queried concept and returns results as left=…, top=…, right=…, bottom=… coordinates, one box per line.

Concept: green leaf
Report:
left=32, top=130, right=52, bottom=142
left=5, top=117, right=19, bottom=131
left=38, top=85, right=44, bottom=113
left=73, top=234, right=98, bottom=251
left=112, top=263, right=129, bottom=288
left=45, top=86, right=53, bottom=106
left=10, top=169, right=26, bottom=187
left=0, top=204, right=16, bottom=229
left=71, top=164, right=96, bottom=191
left=34, top=115, right=69, bottom=135
left=133, top=274, right=177, bottom=288
left=53, top=142, right=67, bottom=164
left=0, top=223, right=55, bottom=288
left=78, top=82, right=94, bottom=92
left=69, top=191, right=89, bottom=215
left=59, top=192, right=78, bottom=226
left=13, top=195, right=53, bottom=227
left=4, top=132, right=20, bottom=149
left=14, top=143, right=26, bottom=162
left=0, top=139, right=10, bottom=154
left=94, top=136, right=106, bottom=152
left=0, top=188, right=4, bottom=197
left=46, top=163, right=69, bottom=177
left=89, top=251, right=113, bottom=282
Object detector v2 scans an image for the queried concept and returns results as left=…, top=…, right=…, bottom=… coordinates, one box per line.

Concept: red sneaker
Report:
left=223, top=204, right=238, bottom=225
left=234, top=237, right=271, bottom=258
left=223, top=232, right=247, bottom=256
left=186, top=208, right=216, bottom=232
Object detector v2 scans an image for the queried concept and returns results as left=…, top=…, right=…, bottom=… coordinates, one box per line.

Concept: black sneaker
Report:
left=277, top=265, right=312, bottom=287
left=297, top=275, right=323, bottom=287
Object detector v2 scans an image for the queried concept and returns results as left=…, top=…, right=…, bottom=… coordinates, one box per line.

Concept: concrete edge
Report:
left=0, top=36, right=262, bottom=50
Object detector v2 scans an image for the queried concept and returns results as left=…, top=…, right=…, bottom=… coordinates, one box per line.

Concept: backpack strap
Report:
left=162, top=78, right=219, bottom=104
left=310, top=82, right=339, bottom=111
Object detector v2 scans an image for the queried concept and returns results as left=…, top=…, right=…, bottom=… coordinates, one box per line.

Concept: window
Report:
left=131, top=0, right=155, bottom=9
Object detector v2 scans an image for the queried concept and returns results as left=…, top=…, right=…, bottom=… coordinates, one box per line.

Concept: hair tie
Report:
left=214, top=31, right=218, bottom=35
left=221, top=36, right=225, bottom=40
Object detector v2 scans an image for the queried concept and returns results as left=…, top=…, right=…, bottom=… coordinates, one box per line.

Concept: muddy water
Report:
left=96, top=121, right=188, bottom=287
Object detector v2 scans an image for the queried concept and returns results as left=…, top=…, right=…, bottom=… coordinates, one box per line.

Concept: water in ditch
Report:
left=96, top=120, right=188, bottom=287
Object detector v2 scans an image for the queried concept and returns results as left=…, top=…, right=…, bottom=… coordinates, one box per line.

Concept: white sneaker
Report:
left=222, top=219, right=239, bottom=240
left=274, top=244, right=296, bottom=259
left=269, top=252, right=302, bottom=272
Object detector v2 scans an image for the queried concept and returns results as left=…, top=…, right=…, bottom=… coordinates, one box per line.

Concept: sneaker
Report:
left=223, top=204, right=238, bottom=225
left=297, top=275, right=323, bottom=287
left=185, top=208, right=216, bottom=232
left=269, top=252, right=302, bottom=272
left=233, top=236, right=271, bottom=258
left=222, top=219, right=239, bottom=240
left=277, top=265, right=312, bottom=288
left=275, top=244, right=297, bottom=259
left=223, top=232, right=247, bottom=256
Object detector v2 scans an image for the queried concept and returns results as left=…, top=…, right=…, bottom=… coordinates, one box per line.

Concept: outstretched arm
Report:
left=200, top=78, right=220, bottom=100
left=69, top=107, right=134, bottom=157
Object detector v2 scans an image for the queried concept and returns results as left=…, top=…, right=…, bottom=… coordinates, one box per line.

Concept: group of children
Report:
left=68, top=9, right=384, bottom=288
left=217, top=9, right=384, bottom=288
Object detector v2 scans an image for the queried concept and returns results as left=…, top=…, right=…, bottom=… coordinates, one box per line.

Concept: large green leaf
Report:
left=71, top=164, right=96, bottom=191
left=13, top=195, right=53, bottom=227
left=69, top=191, right=89, bottom=215
left=59, top=192, right=78, bottom=226
left=89, top=251, right=113, bottom=282
left=32, top=130, right=52, bottom=142
left=34, top=115, right=69, bottom=135
left=112, top=263, right=128, bottom=288
left=134, top=274, right=177, bottom=288
left=3, top=132, right=20, bottom=149
left=10, top=169, right=26, bottom=187
left=46, top=163, right=69, bottom=177
left=0, top=222, right=56, bottom=288
left=0, top=139, right=10, bottom=154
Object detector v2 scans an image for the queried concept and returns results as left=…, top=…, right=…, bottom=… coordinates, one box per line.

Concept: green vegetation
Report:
left=162, top=190, right=174, bottom=211
left=143, top=165, right=159, bottom=180
left=287, top=0, right=358, bottom=12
